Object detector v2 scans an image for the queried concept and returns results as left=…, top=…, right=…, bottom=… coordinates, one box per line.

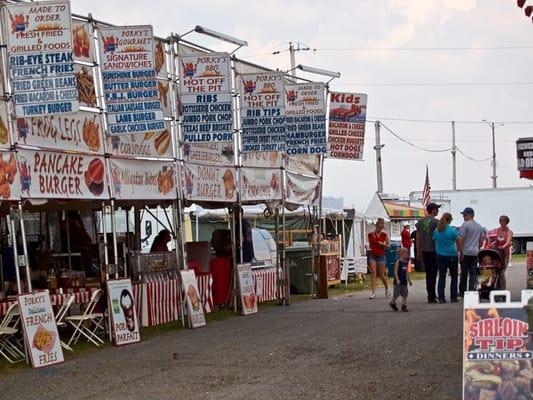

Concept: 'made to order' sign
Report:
left=4, top=0, right=79, bottom=117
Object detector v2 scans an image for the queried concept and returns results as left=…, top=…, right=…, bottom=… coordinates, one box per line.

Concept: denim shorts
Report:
left=368, top=254, right=386, bottom=264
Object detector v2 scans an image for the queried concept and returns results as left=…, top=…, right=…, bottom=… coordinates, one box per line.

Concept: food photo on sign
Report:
left=0, top=103, right=11, bottom=149
left=75, top=65, right=97, bottom=108
left=72, top=20, right=94, bottom=62
left=0, top=151, right=18, bottom=200
left=16, top=149, right=107, bottom=199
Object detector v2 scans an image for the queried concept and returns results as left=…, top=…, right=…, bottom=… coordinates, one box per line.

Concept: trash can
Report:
left=386, top=241, right=401, bottom=277
left=286, top=244, right=313, bottom=294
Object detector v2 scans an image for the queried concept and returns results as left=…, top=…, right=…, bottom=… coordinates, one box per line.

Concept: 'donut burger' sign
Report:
left=517, top=137, right=533, bottom=179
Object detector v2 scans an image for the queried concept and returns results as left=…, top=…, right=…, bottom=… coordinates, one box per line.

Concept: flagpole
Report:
left=452, top=121, right=457, bottom=191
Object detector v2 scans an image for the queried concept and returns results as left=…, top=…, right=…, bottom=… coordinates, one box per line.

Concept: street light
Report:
left=296, top=65, right=341, bottom=79
left=178, top=25, right=248, bottom=53
left=482, top=120, right=504, bottom=188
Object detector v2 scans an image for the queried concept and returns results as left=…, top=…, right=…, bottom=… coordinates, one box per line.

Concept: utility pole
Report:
left=491, top=122, right=497, bottom=188
left=452, top=121, right=457, bottom=190
left=274, top=42, right=310, bottom=77
left=374, top=121, right=384, bottom=193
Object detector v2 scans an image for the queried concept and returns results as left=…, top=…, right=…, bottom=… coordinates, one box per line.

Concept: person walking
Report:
left=433, top=213, right=460, bottom=303
left=367, top=218, right=390, bottom=299
left=401, top=223, right=412, bottom=251
left=485, top=215, right=513, bottom=289
left=416, top=203, right=441, bottom=303
left=389, top=247, right=412, bottom=312
left=458, top=207, right=485, bottom=296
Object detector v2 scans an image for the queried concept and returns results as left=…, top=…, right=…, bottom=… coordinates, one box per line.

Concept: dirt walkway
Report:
left=0, top=263, right=526, bottom=399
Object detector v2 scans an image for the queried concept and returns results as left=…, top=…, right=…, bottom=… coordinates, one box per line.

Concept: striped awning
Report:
left=383, top=201, right=425, bottom=219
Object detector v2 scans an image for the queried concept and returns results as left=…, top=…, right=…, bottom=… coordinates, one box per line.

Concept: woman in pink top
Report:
left=485, top=215, right=513, bottom=289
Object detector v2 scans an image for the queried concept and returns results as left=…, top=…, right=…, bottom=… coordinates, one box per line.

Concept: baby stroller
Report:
left=476, top=247, right=505, bottom=299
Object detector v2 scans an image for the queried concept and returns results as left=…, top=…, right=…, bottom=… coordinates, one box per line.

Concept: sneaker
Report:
left=401, top=305, right=408, bottom=312
left=389, top=302, right=398, bottom=311
left=438, top=299, right=447, bottom=304
left=369, top=293, right=376, bottom=300
left=385, top=289, right=390, bottom=298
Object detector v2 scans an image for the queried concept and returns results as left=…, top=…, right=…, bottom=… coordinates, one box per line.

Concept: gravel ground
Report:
left=0, top=262, right=526, bottom=400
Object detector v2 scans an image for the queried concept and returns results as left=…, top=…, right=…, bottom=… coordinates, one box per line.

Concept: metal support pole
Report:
left=65, top=211, right=72, bottom=270
left=7, top=215, right=21, bottom=294
left=102, top=202, right=109, bottom=281
left=230, top=207, right=238, bottom=312
left=172, top=200, right=185, bottom=327
left=18, top=203, right=32, bottom=292
left=374, top=121, right=384, bottom=194
left=452, top=121, right=457, bottom=191
left=289, top=42, right=296, bottom=77
left=491, top=122, right=497, bottom=189
left=110, top=200, right=119, bottom=279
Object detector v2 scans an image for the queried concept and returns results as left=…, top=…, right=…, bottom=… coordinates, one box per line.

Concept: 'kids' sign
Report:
left=3, top=0, right=79, bottom=117
left=239, top=72, right=285, bottom=153
left=327, top=92, right=367, bottom=161
left=179, top=53, right=233, bottom=143
left=98, top=25, right=165, bottom=136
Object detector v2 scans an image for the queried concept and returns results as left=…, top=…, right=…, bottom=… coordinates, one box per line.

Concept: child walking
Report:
left=389, top=247, right=412, bottom=312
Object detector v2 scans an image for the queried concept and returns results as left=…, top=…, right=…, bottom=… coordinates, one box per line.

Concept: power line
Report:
left=312, top=46, right=533, bottom=52
left=367, top=117, right=533, bottom=125
left=456, top=148, right=492, bottom=162
left=380, top=122, right=452, bottom=153
left=332, top=81, right=533, bottom=87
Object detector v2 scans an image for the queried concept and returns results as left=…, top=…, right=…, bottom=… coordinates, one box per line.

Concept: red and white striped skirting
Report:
left=144, top=278, right=180, bottom=327
left=252, top=267, right=278, bottom=303
left=196, top=273, right=214, bottom=314
left=0, top=288, right=97, bottom=317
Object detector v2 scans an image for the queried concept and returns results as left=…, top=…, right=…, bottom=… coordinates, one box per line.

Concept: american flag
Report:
left=422, top=166, right=431, bottom=208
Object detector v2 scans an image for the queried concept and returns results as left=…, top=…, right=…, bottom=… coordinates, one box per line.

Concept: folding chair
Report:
left=0, top=303, right=25, bottom=363
left=55, top=294, right=75, bottom=351
left=65, top=289, right=105, bottom=348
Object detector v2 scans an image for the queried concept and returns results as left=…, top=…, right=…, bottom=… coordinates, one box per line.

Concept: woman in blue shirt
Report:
left=432, top=213, right=461, bottom=303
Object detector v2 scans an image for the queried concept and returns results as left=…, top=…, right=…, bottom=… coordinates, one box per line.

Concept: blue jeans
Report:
left=459, top=255, right=478, bottom=296
left=436, top=255, right=458, bottom=301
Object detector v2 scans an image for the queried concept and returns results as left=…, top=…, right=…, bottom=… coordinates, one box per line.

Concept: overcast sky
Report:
left=71, top=0, right=533, bottom=210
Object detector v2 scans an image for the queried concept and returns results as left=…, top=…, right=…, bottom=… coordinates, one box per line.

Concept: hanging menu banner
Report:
left=98, top=25, right=165, bottom=136
left=239, top=72, right=285, bottom=152
left=284, top=154, right=321, bottom=176
left=241, top=167, right=281, bottom=202
left=18, top=291, right=64, bottom=368
left=16, top=111, right=103, bottom=154
left=0, top=102, right=11, bottom=149
left=72, top=19, right=94, bottom=63
left=109, top=158, right=176, bottom=200
left=183, top=142, right=234, bottom=166
left=285, top=82, right=327, bottom=156
left=0, top=151, right=20, bottom=200
left=179, top=53, right=233, bottom=143
left=17, top=148, right=107, bottom=199
left=327, top=92, right=367, bottom=160
left=4, top=0, right=79, bottom=118
left=242, top=151, right=282, bottom=168
left=182, top=163, right=237, bottom=202
left=285, top=171, right=321, bottom=206
left=108, top=128, right=172, bottom=159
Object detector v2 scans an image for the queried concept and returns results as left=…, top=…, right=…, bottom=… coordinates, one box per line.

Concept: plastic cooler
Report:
left=386, top=241, right=401, bottom=277
left=210, top=257, right=232, bottom=306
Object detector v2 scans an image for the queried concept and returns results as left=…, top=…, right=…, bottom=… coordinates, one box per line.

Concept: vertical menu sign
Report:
left=179, top=53, right=233, bottom=143
left=99, top=26, right=165, bottom=136
left=239, top=72, right=285, bottom=152
left=327, top=92, right=367, bottom=160
left=285, top=82, right=327, bottom=156
left=4, top=0, right=79, bottom=118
